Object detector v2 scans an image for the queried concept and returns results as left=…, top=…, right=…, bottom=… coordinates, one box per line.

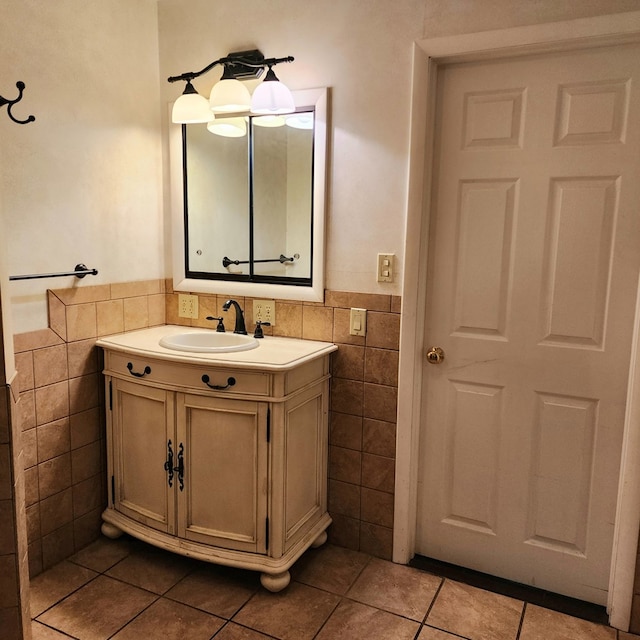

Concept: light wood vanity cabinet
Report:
left=97, top=327, right=336, bottom=591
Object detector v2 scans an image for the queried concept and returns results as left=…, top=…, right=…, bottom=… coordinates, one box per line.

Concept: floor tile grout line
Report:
left=32, top=619, right=80, bottom=639
left=104, top=593, right=162, bottom=640
left=515, top=601, right=528, bottom=640
left=310, top=594, right=345, bottom=639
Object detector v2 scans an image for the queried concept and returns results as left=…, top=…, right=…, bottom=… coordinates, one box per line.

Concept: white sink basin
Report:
left=159, top=332, right=259, bottom=353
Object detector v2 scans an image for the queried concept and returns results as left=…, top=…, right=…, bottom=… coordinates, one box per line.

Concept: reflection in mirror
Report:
left=171, top=88, right=327, bottom=302
left=185, top=111, right=314, bottom=284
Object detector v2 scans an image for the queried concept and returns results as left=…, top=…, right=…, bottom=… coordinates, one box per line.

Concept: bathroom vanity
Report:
left=96, top=325, right=336, bottom=591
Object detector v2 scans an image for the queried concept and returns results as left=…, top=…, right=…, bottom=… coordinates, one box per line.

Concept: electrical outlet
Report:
left=253, top=299, right=276, bottom=325
left=350, top=308, right=367, bottom=336
left=178, top=294, right=198, bottom=319
left=377, top=253, right=395, bottom=283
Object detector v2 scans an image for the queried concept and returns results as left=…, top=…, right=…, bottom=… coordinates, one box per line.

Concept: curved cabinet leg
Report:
left=101, top=521, right=123, bottom=540
left=260, top=570, right=291, bottom=592
left=310, top=530, right=328, bottom=549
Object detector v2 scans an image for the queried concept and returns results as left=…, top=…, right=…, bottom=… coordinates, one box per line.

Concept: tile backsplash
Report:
left=12, top=279, right=400, bottom=577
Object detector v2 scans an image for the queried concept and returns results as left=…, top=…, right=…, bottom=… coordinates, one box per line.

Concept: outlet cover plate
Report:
left=253, top=299, right=276, bottom=325
left=178, top=294, right=198, bottom=319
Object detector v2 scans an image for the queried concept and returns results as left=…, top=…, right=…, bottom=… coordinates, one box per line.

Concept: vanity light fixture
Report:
left=207, top=116, right=247, bottom=138
left=1, top=81, right=35, bottom=125
left=168, top=49, right=295, bottom=124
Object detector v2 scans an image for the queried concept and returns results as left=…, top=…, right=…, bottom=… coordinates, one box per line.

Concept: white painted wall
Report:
left=1, top=0, right=635, bottom=333
left=0, top=0, right=163, bottom=333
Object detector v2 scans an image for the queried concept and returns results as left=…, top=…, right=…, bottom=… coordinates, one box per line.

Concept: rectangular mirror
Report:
left=170, top=88, right=328, bottom=301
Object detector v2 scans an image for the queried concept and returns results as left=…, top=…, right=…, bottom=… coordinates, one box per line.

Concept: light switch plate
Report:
left=377, top=253, right=395, bottom=283
left=350, top=308, right=367, bottom=336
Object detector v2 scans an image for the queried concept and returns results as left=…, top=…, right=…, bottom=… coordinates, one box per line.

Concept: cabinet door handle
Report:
left=164, top=440, right=174, bottom=488
left=174, top=443, right=184, bottom=491
left=201, top=374, right=236, bottom=390
left=127, top=362, right=151, bottom=378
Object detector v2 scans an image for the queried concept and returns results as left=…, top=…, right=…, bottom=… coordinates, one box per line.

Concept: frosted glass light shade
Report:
left=209, top=79, right=252, bottom=113
left=172, top=92, right=215, bottom=124
left=207, top=117, right=247, bottom=137
left=251, top=75, right=295, bottom=115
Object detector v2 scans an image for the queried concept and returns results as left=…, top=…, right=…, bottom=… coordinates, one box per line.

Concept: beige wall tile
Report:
left=39, top=487, right=73, bottom=537
left=332, top=345, right=365, bottom=381
left=123, top=296, right=149, bottom=332
left=48, top=291, right=67, bottom=341
left=330, top=379, right=363, bottom=416
left=361, top=453, right=395, bottom=494
left=366, top=312, right=400, bottom=350
left=0, top=554, right=19, bottom=607
left=0, top=387, right=8, bottom=444
left=97, top=299, right=124, bottom=337
left=359, top=522, right=393, bottom=560
left=69, top=374, right=100, bottom=415
left=66, top=303, right=97, bottom=342
left=71, top=441, right=102, bottom=484
left=73, top=508, right=104, bottom=551
left=35, top=381, right=70, bottom=426
left=330, top=412, right=363, bottom=451
left=0, top=444, right=13, bottom=501
left=18, top=391, right=36, bottom=432
left=363, top=383, right=397, bottom=423
left=41, top=522, right=74, bottom=570
left=26, top=503, right=40, bottom=545
left=364, top=348, right=399, bottom=387
left=33, top=344, right=68, bottom=388
left=391, top=296, right=402, bottom=314
left=329, top=445, right=362, bottom=485
left=148, top=294, right=166, bottom=327
left=50, top=285, right=111, bottom=306
left=328, top=513, right=360, bottom=550
left=14, top=329, right=63, bottom=354
left=329, top=479, right=361, bottom=519
left=72, top=474, right=103, bottom=518
left=361, top=487, right=394, bottom=528
left=325, top=291, right=391, bottom=312
left=38, top=453, right=72, bottom=500
left=14, top=352, right=34, bottom=392
left=0, top=499, right=17, bottom=555
left=67, top=340, right=99, bottom=378
left=70, top=408, right=101, bottom=450
left=363, top=419, right=396, bottom=458
left=302, top=306, right=333, bottom=342
left=37, top=419, right=70, bottom=464
left=273, top=302, right=303, bottom=338
left=24, top=467, right=39, bottom=507
left=110, top=280, right=163, bottom=299
left=165, top=293, right=189, bottom=326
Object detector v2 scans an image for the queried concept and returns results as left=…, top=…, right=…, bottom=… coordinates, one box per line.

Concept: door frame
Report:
left=395, top=10, right=640, bottom=631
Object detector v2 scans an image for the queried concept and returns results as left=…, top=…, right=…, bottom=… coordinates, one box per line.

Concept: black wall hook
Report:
left=1, top=82, right=35, bottom=125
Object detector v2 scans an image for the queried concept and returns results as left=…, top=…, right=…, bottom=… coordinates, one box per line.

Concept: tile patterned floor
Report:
left=30, top=536, right=640, bottom=640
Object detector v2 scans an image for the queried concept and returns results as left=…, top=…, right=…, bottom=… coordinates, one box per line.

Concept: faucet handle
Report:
left=206, top=316, right=226, bottom=332
left=254, top=321, right=271, bottom=339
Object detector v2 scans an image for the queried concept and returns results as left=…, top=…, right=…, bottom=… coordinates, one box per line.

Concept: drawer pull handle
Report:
left=127, top=362, right=151, bottom=378
left=201, top=374, right=236, bottom=390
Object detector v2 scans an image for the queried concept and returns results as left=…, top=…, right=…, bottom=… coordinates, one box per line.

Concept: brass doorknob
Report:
left=426, top=347, right=445, bottom=364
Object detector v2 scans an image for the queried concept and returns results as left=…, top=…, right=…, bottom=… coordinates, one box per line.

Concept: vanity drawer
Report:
left=104, top=351, right=271, bottom=397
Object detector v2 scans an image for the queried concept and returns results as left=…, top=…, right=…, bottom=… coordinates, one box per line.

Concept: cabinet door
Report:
left=271, top=381, right=329, bottom=556
left=176, top=394, right=268, bottom=553
left=110, top=378, right=175, bottom=534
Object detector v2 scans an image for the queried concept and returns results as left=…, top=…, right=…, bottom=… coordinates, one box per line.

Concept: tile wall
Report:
left=12, top=279, right=400, bottom=580
left=1, top=332, right=31, bottom=637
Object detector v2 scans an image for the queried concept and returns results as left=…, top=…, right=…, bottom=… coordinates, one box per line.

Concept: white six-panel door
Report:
left=416, top=43, right=640, bottom=605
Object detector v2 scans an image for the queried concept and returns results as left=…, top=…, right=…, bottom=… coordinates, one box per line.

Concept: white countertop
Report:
left=96, top=325, right=337, bottom=371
